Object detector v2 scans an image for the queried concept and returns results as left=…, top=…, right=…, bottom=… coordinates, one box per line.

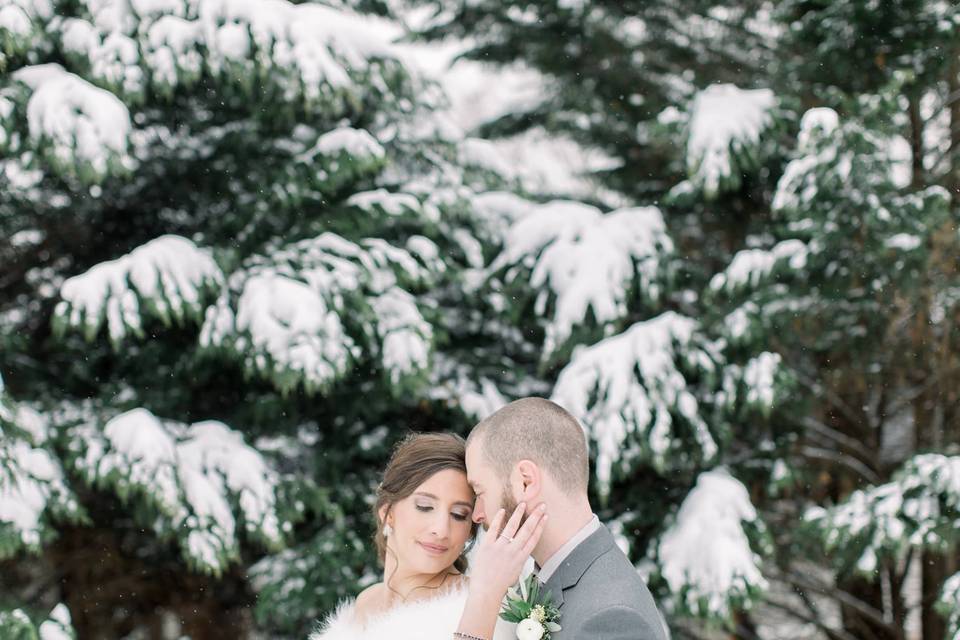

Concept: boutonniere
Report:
left=499, top=575, right=562, bottom=640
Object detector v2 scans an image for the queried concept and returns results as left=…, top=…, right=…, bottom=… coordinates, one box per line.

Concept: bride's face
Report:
left=388, top=468, right=475, bottom=575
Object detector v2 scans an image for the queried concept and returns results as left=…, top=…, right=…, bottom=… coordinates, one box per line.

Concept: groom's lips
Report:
left=417, top=541, right=448, bottom=554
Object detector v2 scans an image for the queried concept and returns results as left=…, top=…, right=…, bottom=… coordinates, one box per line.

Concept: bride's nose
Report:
left=430, top=512, right=451, bottom=539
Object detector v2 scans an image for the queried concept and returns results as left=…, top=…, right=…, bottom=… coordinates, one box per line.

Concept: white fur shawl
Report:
left=309, top=585, right=516, bottom=640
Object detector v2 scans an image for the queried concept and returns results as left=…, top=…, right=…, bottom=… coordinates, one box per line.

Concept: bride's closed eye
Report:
left=416, top=504, right=471, bottom=522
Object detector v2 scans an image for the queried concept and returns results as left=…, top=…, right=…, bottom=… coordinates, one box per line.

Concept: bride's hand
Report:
left=468, top=503, right=547, bottom=599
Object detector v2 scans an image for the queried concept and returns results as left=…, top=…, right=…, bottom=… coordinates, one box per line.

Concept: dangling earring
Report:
left=383, top=523, right=393, bottom=538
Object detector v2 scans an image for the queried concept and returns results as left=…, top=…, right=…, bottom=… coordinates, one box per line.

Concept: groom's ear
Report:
left=515, top=459, right=541, bottom=500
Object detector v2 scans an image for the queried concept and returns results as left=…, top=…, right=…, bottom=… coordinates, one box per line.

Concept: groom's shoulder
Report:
left=581, top=540, right=652, bottom=600
left=573, top=545, right=665, bottom=638
left=569, top=531, right=660, bottom=618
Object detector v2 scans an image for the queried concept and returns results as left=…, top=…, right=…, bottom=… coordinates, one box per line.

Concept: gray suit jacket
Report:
left=541, top=525, right=667, bottom=640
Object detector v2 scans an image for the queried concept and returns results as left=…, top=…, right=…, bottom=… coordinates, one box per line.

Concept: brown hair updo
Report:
left=373, top=432, right=478, bottom=574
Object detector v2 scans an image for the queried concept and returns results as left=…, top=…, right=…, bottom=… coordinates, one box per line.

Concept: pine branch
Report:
left=760, top=596, right=859, bottom=640
left=800, top=446, right=882, bottom=484
left=801, top=416, right=875, bottom=461
left=773, top=570, right=899, bottom=635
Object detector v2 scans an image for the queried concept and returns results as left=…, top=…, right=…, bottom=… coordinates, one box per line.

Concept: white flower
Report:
left=516, top=618, right=545, bottom=640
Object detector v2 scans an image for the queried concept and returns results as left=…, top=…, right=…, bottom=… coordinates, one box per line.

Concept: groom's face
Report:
left=465, top=441, right=522, bottom=531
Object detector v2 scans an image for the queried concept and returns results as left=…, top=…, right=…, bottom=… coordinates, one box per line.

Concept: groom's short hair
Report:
left=468, top=397, right=589, bottom=495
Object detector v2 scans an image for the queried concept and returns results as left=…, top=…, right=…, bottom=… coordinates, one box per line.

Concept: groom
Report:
left=466, top=397, right=667, bottom=640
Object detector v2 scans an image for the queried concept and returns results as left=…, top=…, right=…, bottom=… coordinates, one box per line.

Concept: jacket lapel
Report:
left=541, top=525, right=616, bottom=610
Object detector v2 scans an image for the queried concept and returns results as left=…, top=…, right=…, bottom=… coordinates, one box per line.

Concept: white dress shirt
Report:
left=535, top=514, right=600, bottom=583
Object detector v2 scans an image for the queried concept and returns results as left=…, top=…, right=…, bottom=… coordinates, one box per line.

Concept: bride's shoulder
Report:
left=354, top=583, right=386, bottom=624
left=308, top=596, right=362, bottom=640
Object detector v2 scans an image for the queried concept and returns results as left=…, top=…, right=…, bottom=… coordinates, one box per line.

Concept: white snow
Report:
left=71, top=408, right=283, bottom=574
left=372, top=288, right=433, bottom=386
left=807, top=454, right=960, bottom=575
left=394, top=27, right=617, bottom=202
left=709, top=239, right=809, bottom=293
left=234, top=273, right=355, bottom=391
left=657, top=469, right=767, bottom=618
left=0, top=4, right=32, bottom=37
left=50, top=0, right=410, bottom=114
left=347, top=189, right=421, bottom=217
left=742, top=352, right=782, bottom=412
left=0, top=437, right=75, bottom=550
left=427, top=356, right=508, bottom=421
left=305, top=126, right=385, bottom=162
left=0, top=0, right=52, bottom=42
left=685, top=84, right=776, bottom=198
left=38, top=604, right=73, bottom=640
left=941, top=572, right=960, bottom=640
left=203, top=232, right=435, bottom=394
left=885, top=233, right=922, bottom=251
left=490, top=200, right=673, bottom=358
left=12, top=63, right=132, bottom=179
left=56, top=235, right=224, bottom=343
left=551, top=312, right=718, bottom=491
left=772, top=108, right=842, bottom=213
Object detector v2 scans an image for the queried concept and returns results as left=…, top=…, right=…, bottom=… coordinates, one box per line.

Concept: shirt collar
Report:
left=535, top=514, right=600, bottom=583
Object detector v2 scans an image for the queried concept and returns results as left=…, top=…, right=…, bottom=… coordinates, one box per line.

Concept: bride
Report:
left=310, top=432, right=547, bottom=640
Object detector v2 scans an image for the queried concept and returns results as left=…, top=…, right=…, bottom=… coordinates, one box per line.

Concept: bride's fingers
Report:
left=485, top=509, right=507, bottom=544
left=499, top=503, right=526, bottom=541
left=521, top=514, right=547, bottom=556
left=512, top=503, right=547, bottom=546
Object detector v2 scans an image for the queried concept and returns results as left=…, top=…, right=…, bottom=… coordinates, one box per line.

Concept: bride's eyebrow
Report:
left=414, top=492, right=473, bottom=509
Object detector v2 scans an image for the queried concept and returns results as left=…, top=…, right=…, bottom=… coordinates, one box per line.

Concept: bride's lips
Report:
left=417, top=541, right=449, bottom=555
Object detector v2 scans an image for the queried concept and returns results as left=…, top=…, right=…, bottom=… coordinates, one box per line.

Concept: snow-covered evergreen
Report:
left=4, top=0, right=960, bottom=638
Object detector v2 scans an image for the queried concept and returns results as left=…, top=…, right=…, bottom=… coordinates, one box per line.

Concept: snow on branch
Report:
left=66, top=408, right=285, bottom=575
left=372, top=288, right=433, bottom=388
left=940, top=572, right=960, bottom=640
left=38, top=604, right=74, bottom=640
left=772, top=107, right=946, bottom=217
left=488, top=199, right=673, bottom=361
left=708, top=239, right=809, bottom=295
left=0, top=0, right=52, bottom=58
left=54, top=235, right=224, bottom=346
left=428, top=354, right=508, bottom=421
left=296, top=126, right=386, bottom=193
left=0, top=383, right=83, bottom=558
left=57, top=0, right=416, bottom=116
left=806, top=454, right=960, bottom=574
left=654, top=469, right=768, bottom=621
left=0, top=605, right=76, bottom=640
left=551, top=312, right=720, bottom=492
left=679, top=84, right=777, bottom=200
left=201, top=233, right=436, bottom=395
left=8, top=63, right=133, bottom=182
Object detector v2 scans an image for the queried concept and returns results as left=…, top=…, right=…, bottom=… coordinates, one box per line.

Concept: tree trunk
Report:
left=908, top=91, right=925, bottom=189
left=947, top=51, right=960, bottom=200
left=921, top=548, right=958, bottom=640
left=839, top=573, right=901, bottom=640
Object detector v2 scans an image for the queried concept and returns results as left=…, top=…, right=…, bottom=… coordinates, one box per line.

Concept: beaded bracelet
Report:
left=453, top=633, right=487, bottom=640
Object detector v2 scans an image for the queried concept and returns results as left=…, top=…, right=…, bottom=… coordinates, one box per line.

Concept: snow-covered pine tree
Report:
left=408, top=1, right=960, bottom=638
left=414, top=45, right=796, bottom=637
left=708, top=85, right=958, bottom=639
left=0, top=0, right=735, bottom=637
left=0, top=0, right=512, bottom=635
left=408, top=0, right=777, bottom=203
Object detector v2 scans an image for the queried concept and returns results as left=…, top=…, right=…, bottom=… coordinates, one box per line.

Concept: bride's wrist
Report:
left=465, top=584, right=504, bottom=608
